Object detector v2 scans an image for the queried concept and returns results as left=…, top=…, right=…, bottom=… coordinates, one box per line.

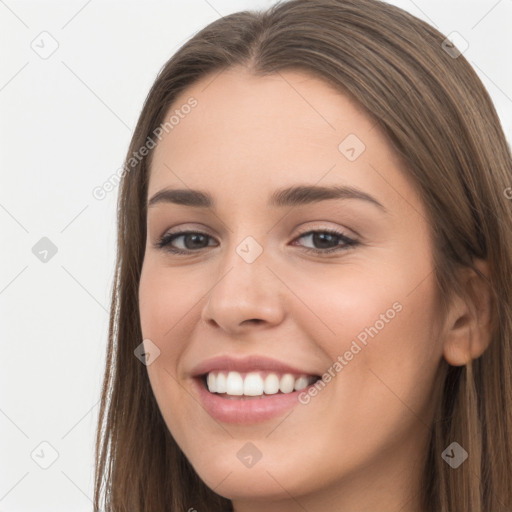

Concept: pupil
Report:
left=186, top=233, right=207, bottom=249
left=314, top=233, right=337, bottom=249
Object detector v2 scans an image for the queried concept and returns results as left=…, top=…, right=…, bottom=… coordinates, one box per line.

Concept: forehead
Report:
left=147, top=67, right=420, bottom=216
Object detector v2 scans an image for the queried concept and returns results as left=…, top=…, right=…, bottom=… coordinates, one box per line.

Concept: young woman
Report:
left=94, top=1, right=512, bottom=510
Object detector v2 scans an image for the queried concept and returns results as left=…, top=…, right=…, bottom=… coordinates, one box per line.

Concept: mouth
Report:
left=201, top=370, right=320, bottom=399
left=189, top=355, right=323, bottom=424
left=193, top=372, right=321, bottom=424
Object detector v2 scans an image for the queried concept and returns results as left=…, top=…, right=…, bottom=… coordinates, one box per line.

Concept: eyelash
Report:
left=154, top=228, right=359, bottom=256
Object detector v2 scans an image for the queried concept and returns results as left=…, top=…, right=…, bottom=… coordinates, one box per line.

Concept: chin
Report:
left=180, top=438, right=329, bottom=502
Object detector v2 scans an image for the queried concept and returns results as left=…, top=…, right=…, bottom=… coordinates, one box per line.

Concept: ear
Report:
left=442, top=259, right=493, bottom=366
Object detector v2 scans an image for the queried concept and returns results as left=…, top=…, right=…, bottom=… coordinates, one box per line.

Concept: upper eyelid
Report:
left=157, top=220, right=359, bottom=237
left=159, top=225, right=357, bottom=240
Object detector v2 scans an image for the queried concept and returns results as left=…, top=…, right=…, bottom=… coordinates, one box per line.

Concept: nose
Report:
left=200, top=240, right=287, bottom=334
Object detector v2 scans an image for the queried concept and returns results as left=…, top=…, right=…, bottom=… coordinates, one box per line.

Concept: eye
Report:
left=155, top=231, right=217, bottom=255
left=154, top=228, right=359, bottom=255
left=291, top=228, right=359, bottom=254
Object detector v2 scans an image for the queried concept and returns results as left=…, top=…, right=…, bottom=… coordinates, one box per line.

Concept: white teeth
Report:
left=263, top=373, right=280, bottom=394
left=294, top=376, right=309, bottom=391
left=216, top=372, right=227, bottom=393
left=207, top=373, right=217, bottom=393
left=279, top=374, right=295, bottom=394
left=205, top=370, right=316, bottom=396
left=244, top=372, right=264, bottom=396
left=226, top=371, right=244, bottom=395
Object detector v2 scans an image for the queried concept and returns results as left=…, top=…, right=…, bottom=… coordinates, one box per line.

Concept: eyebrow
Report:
left=147, top=184, right=387, bottom=212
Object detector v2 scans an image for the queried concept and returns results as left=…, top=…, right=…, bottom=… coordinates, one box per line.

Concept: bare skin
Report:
left=138, top=67, right=492, bottom=512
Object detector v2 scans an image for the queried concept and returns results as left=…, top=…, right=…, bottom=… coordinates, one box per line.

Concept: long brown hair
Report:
left=94, top=1, right=512, bottom=510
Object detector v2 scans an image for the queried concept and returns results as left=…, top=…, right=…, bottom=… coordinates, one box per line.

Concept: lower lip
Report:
left=193, top=378, right=311, bottom=424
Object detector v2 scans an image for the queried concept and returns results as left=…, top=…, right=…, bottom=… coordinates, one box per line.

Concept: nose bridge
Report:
left=214, top=233, right=272, bottom=304
left=201, top=231, right=285, bottom=329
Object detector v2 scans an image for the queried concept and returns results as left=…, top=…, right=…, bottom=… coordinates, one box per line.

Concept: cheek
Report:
left=138, top=260, right=214, bottom=432
left=138, top=263, right=191, bottom=407
left=290, top=261, right=437, bottom=356
left=298, top=259, right=443, bottom=416
left=138, top=260, right=200, bottom=344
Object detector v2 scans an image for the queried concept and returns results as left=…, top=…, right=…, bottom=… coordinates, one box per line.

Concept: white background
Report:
left=1, top=0, right=511, bottom=510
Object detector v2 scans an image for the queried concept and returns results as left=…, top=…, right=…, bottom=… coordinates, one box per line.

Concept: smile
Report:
left=190, top=355, right=322, bottom=423
left=205, top=370, right=318, bottom=397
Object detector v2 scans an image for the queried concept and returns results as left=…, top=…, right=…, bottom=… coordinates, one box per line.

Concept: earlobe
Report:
left=442, top=259, right=493, bottom=366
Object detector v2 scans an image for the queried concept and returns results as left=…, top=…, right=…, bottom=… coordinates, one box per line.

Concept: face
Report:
left=138, top=68, right=447, bottom=510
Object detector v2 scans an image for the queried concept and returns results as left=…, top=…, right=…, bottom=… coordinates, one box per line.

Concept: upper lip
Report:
left=190, top=355, right=320, bottom=378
